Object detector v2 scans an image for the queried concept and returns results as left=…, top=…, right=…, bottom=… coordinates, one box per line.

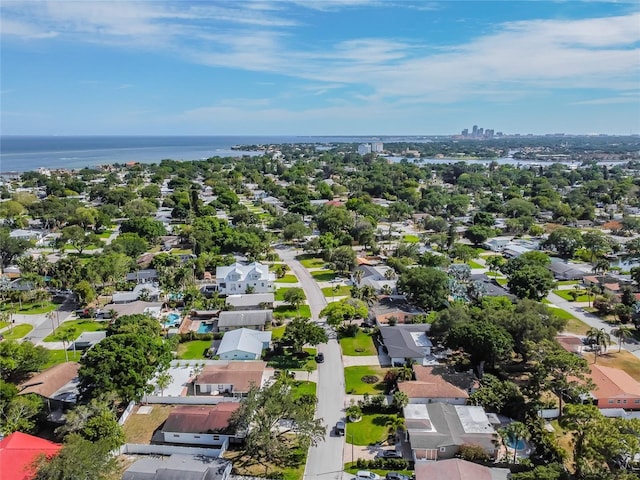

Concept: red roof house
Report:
left=587, top=364, right=640, bottom=410
left=0, top=432, right=62, bottom=480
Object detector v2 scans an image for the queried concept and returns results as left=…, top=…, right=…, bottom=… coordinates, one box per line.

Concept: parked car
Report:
left=74, top=309, right=95, bottom=319
left=334, top=420, right=345, bottom=436
left=379, top=449, right=402, bottom=458
left=355, top=471, right=380, bottom=480
left=385, top=473, right=410, bottom=480
left=315, top=352, right=325, bottom=363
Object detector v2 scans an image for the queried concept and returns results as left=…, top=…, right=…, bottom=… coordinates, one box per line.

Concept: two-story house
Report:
left=215, top=262, right=275, bottom=295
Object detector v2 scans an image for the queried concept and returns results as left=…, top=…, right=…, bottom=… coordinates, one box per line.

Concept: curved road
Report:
left=279, top=249, right=347, bottom=480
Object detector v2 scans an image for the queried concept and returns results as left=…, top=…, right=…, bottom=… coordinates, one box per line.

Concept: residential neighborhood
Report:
left=2, top=137, right=640, bottom=480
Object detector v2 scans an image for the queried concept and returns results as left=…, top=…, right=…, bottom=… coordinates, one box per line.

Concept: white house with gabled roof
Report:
left=215, top=262, right=275, bottom=295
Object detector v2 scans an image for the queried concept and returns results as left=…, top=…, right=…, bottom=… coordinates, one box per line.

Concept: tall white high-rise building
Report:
left=371, top=142, right=384, bottom=153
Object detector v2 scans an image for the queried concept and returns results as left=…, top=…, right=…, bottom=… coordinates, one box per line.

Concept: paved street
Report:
left=1, top=295, right=76, bottom=347
left=280, top=249, right=348, bottom=480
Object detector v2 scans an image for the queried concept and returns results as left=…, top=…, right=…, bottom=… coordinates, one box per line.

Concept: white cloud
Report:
left=1, top=1, right=638, bottom=107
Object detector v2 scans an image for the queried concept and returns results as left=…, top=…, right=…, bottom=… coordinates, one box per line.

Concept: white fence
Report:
left=142, top=395, right=240, bottom=405
left=118, top=442, right=226, bottom=457
left=118, top=401, right=136, bottom=425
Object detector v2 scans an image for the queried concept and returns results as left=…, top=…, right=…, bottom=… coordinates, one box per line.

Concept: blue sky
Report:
left=1, top=1, right=639, bottom=135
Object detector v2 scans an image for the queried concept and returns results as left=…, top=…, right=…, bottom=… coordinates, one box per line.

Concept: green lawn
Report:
left=275, top=287, right=306, bottom=302
left=298, top=256, right=326, bottom=268
left=321, top=285, right=352, bottom=298
left=291, top=380, right=317, bottom=398
left=549, top=306, right=591, bottom=335
left=177, top=340, right=212, bottom=359
left=269, top=325, right=286, bottom=340
left=266, top=348, right=317, bottom=370
left=552, top=289, right=591, bottom=302
left=44, top=319, right=107, bottom=342
left=3, top=324, right=33, bottom=340
left=0, top=321, right=7, bottom=329
left=344, top=366, right=389, bottom=394
left=340, top=331, right=377, bottom=356
left=97, top=230, right=114, bottom=239
left=274, top=305, right=311, bottom=319
left=402, top=234, right=420, bottom=243
left=276, top=275, right=299, bottom=283
left=467, top=259, right=484, bottom=269
left=346, top=413, right=399, bottom=446
left=311, top=270, right=336, bottom=282
left=557, top=280, right=580, bottom=286
left=0, top=302, right=57, bottom=315
left=495, top=277, right=508, bottom=286
left=42, top=349, right=83, bottom=369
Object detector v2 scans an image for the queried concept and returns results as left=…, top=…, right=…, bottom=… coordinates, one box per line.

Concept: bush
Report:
left=355, top=458, right=408, bottom=470
left=458, top=444, right=490, bottom=462
left=178, top=332, right=216, bottom=342
left=338, top=323, right=359, bottom=338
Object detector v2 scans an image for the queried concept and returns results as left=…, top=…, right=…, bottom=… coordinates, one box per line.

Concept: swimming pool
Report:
left=162, top=312, right=181, bottom=328
left=198, top=323, right=214, bottom=334
left=507, top=435, right=526, bottom=450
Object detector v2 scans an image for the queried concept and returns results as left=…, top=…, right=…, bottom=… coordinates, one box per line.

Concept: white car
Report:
left=355, top=471, right=381, bottom=480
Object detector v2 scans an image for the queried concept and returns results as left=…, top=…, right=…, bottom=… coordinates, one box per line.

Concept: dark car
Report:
left=385, top=473, right=410, bottom=480
left=315, top=352, right=325, bottom=363
left=335, top=420, right=345, bottom=436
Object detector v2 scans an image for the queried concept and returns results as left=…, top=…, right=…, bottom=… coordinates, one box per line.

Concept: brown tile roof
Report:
left=398, top=366, right=469, bottom=400
left=415, top=458, right=492, bottom=480
left=162, top=403, right=240, bottom=434
left=196, top=361, right=266, bottom=393
left=17, top=362, right=80, bottom=399
left=589, top=364, right=640, bottom=400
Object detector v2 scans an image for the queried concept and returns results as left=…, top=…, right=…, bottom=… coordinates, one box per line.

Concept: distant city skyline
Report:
left=1, top=1, right=639, bottom=136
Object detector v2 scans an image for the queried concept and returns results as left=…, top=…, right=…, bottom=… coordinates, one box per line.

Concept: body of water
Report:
left=0, top=135, right=388, bottom=172
left=0, top=135, right=616, bottom=173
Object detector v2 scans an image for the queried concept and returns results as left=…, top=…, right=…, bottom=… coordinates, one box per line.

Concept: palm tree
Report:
left=384, top=268, right=397, bottom=281
left=59, top=329, right=76, bottom=362
left=381, top=284, right=392, bottom=296
left=385, top=417, right=406, bottom=443
left=352, top=269, right=364, bottom=286
left=155, top=370, right=173, bottom=396
left=612, top=325, right=633, bottom=352
left=585, top=284, right=599, bottom=308
left=586, top=327, right=611, bottom=363
left=360, top=285, right=377, bottom=306
left=499, top=421, right=530, bottom=464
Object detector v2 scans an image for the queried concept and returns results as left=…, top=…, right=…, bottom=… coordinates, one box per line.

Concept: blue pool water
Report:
left=198, top=323, right=214, bottom=334
left=507, top=436, right=526, bottom=450
left=162, top=312, right=181, bottom=328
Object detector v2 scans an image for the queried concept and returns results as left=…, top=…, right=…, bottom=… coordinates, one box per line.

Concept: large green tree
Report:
left=282, top=317, right=328, bottom=353
left=507, top=265, right=555, bottom=301
left=544, top=227, right=584, bottom=258
left=397, top=266, right=449, bottom=311
left=106, top=314, right=162, bottom=337
left=445, top=320, right=513, bottom=376
left=0, top=340, right=50, bottom=382
left=32, top=434, right=118, bottom=480
left=78, top=333, right=172, bottom=402
left=229, top=378, right=326, bottom=465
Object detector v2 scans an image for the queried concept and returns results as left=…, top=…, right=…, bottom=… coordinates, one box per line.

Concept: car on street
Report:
left=355, top=471, right=380, bottom=480
left=315, top=352, right=325, bottom=363
left=334, top=420, right=345, bottom=436
left=378, top=449, right=402, bottom=458
left=385, top=473, right=410, bottom=480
